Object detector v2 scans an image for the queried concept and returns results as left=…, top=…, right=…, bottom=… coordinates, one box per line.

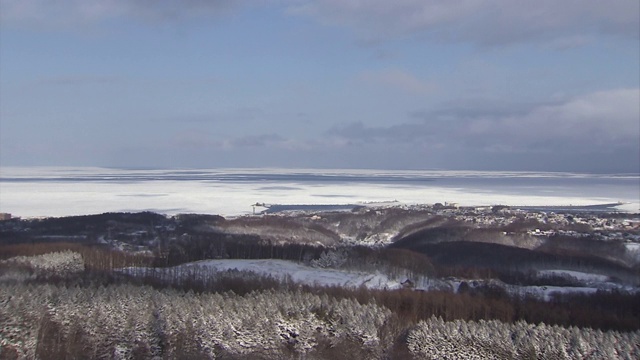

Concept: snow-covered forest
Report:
left=1, top=250, right=639, bottom=359
left=1, top=282, right=392, bottom=359
left=1, top=208, right=639, bottom=359
left=407, top=317, right=640, bottom=359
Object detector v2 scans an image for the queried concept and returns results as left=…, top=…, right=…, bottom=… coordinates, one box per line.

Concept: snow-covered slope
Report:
left=126, top=259, right=403, bottom=290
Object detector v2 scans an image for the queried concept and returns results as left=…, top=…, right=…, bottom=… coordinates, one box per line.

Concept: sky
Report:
left=1, top=0, right=639, bottom=173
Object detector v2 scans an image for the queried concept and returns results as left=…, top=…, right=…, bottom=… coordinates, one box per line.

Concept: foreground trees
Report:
left=407, top=317, right=640, bottom=359
left=2, top=279, right=639, bottom=359
left=1, top=250, right=639, bottom=359
left=0, top=282, right=393, bottom=359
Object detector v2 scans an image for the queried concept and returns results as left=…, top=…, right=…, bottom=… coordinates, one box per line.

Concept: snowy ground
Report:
left=509, top=285, right=601, bottom=302
left=537, top=270, right=610, bottom=283
left=626, top=242, right=640, bottom=262
left=121, top=259, right=639, bottom=302
left=125, top=259, right=404, bottom=290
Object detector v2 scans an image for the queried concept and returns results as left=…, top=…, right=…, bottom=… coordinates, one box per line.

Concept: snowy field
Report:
left=122, top=259, right=639, bottom=301
left=1, top=167, right=638, bottom=218
left=510, top=286, right=601, bottom=302
left=125, top=259, right=403, bottom=290
left=537, top=270, right=610, bottom=283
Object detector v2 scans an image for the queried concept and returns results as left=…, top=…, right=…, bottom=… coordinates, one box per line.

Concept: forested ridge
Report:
left=1, top=208, right=639, bottom=358
left=1, top=247, right=639, bottom=359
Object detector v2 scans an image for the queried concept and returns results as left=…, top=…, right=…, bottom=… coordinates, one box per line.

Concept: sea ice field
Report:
left=0, top=167, right=638, bottom=218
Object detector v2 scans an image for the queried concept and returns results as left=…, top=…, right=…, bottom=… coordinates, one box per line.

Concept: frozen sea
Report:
left=0, top=167, right=638, bottom=218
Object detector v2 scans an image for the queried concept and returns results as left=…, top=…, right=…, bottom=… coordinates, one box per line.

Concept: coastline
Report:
left=1, top=167, right=638, bottom=218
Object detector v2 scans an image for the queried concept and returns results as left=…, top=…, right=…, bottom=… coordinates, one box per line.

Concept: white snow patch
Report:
left=626, top=242, right=640, bottom=262
left=538, top=270, right=609, bottom=283
left=132, top=259, right=403, bottom=290
left=511, top=285, right=600, bottom=301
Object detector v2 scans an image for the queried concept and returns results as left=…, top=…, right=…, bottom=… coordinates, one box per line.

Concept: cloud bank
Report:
left=328, top=88, right=640, bottom=154
left=1, top=0, right=239, bottom=27
left=1, top=1, right=637, bottom=173
left=290, top=0, right=639, bottom=45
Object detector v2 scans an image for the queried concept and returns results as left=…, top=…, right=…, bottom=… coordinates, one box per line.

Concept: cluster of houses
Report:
left=414, top=204, right=640, bottom=243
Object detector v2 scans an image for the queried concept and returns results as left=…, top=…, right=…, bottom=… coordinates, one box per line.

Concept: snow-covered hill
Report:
left=124, top=259, right=403, bottom=290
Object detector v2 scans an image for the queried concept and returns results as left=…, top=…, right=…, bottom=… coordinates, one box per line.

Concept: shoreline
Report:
left=1, top=167, right=638, bottom=218
left=2, top=201, right=637, bottom=221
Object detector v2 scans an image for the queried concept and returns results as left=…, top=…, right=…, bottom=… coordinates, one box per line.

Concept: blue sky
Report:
left=1, top=1, right=639, bottom=172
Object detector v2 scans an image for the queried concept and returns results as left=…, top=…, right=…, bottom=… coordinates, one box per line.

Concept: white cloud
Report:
left=492, top=88, right=640, bottom=147
left=320, top=88, right=639, bottom=171
left=0, top=0, right=239, bottom=28
left=289, top=0, right=639, bottom=45
left=6, top=0, right=636, bottom=45
left=329, top=88, right=640, bottom=155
